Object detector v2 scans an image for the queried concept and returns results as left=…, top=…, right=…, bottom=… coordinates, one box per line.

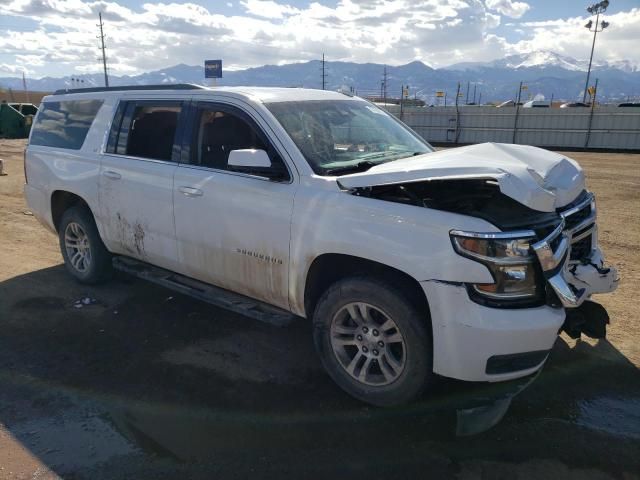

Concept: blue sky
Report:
left=1, top=0, right=638, bottom=78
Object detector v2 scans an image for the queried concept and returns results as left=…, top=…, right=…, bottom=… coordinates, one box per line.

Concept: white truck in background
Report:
left=24, top=85, right=618, bottom=406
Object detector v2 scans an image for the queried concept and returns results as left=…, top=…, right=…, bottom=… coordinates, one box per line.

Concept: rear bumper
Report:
left=422, top=280, right=564, bottom=382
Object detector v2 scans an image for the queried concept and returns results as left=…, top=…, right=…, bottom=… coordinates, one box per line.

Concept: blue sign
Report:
left=205, top=60, right=222, bottom=79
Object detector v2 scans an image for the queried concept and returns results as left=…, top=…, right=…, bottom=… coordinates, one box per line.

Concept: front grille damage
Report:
left=352, top=179, right=617, bottom=318
left=352, top=179, right=595, bottom=263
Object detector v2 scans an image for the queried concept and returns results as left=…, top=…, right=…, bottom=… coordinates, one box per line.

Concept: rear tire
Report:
left=58, top=206, right=112, bottom=284
left=312, top=276, right=433, bottom=406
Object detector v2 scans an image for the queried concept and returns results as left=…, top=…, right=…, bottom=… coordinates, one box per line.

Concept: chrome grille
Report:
left=559, top=192, right=596, bottom=262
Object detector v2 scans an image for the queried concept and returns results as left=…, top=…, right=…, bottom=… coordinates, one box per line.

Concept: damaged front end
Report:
left=349, top=179, right=619, bottom=339
left=529, top=191, right=618, bottom=338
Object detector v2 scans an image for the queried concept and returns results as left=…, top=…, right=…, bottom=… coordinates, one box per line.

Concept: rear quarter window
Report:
left=30, top=100, right=104, bottom=150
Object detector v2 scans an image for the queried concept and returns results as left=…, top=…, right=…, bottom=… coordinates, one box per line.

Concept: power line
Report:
left=97, top=12, right=109, bottom=88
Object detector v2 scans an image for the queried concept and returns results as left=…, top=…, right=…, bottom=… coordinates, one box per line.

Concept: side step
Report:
left=112, top=256, right=298, bottom=327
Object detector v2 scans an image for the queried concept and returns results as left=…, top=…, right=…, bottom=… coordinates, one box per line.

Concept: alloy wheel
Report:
left=330, top=302, right=406, bottom=386
left=64, top=222, right=92, bottom=273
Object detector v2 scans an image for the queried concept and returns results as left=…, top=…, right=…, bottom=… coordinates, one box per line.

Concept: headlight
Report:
left=450, top=230, right=542, bottom=306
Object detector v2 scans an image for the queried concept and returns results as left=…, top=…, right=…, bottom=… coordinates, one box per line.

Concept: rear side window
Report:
left=30, top=100, right=103, bottom=150
left=107, top=101, right=182, bottom=161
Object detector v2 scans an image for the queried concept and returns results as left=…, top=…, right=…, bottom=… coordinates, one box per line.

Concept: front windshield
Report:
left=265, top=99, right=434, bottom=175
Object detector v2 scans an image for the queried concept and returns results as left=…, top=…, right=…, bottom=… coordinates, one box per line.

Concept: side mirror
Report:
left=227, top=149, right=272, bottom=169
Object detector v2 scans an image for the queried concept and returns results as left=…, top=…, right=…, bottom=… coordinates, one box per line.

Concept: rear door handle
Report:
left=103, top=170, right=121, bottom=180
left=179, top=186, right=203, bottom=197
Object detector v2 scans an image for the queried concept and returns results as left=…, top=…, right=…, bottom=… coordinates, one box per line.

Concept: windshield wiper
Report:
left=324, top=151, right=429, bottom=176
left=324, top=161, right=378, bottom=176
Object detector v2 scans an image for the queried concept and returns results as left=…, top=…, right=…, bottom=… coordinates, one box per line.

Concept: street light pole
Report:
left=582, top=0, right=609, bottom=103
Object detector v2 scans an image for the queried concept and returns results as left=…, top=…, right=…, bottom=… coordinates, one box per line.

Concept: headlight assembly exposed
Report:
left=450, top=229, right=542, bottom=305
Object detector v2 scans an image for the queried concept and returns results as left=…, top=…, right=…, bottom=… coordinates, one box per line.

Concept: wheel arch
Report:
left=50, top=190, right=93, bottom=233
left=303, top=253, right=431, bottom=326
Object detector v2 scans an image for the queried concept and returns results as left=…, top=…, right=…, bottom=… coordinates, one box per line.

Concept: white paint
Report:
left=337, top=142, right=586, bottom=212
left=227, top=149, right=271, bottom=168
left=24, top=87, right=618, bottom=385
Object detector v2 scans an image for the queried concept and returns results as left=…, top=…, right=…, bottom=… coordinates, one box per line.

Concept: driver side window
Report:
left=196, top=109, right=267, bottom=170
left=192, top=106, right=288, bottom=181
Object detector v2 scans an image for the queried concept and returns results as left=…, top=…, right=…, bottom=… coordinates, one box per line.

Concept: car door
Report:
left=98, top=99, right=187, bottom=272
left=172, top=101, right=296, bottom=310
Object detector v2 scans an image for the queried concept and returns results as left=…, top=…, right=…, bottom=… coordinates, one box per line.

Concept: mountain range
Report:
left=1, top=51, right=638, bottom=103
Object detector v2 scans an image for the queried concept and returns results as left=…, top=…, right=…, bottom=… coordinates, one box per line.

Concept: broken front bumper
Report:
left=533, top=194, right=619, bottom=308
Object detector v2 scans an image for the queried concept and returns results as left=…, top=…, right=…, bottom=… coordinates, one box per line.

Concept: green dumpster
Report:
left=0, top=102, right=38, bottom=139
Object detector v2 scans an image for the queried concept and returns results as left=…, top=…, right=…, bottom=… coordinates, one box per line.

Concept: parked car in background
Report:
left=560, top=102, right=590, bottom=108
left=617, top=102, right=640, bottom=107
left=24, top=85, right=619, bottom=406
left=523, top=100, right=551, bottom=108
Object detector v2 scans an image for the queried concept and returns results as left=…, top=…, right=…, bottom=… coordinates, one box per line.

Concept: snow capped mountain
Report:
left=606, top=59, right=638, bottom=73
left=0, top=51, right=637, bottom=102
left=505, top=51, right=588, bottom=71
left=448, top=50, right=638, bottom=72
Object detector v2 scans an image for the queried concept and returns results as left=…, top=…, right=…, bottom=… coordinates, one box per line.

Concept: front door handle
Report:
left=103, top=170, right=121, bottom=180
left=179, top=186, right=204, bottom=197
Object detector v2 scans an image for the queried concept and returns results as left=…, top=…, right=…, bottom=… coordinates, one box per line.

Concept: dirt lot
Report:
left=0, top=139, right=639, bottom=479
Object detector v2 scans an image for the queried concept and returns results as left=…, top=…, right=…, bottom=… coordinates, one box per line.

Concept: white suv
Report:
left=24, top=84, right=618, bottom=406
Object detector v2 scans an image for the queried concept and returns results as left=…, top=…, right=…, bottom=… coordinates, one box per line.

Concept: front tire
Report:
left=58, top=206, right=112, bottom=284
left=312, top=276, right=433, bottom=406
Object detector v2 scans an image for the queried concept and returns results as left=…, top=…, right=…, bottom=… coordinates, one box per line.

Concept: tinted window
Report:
left=195, top=109, right=266, bottom=169
left=192, top=106, right=288, bottom=180
left=30, top=100, right=103, bottom=150
left=111, top=102, right=181, bottom=161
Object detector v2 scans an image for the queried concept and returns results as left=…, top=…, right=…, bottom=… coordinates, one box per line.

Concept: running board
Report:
left=112, top=256, right=297, bottom=327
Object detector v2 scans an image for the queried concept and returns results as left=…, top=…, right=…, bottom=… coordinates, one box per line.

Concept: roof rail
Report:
left=53, top=83, right=208, bottom=95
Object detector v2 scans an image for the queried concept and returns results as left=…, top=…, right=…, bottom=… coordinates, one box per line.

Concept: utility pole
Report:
left=465, top=81, right=470, bottom=104
left=582, top=1, right=609, bottom=103
left=513, top=81, right=524, bottom=144
left=585, top=78, right=599, bottom=147
left=382, top=65, right=388, bottom=105
left=454, top=82, right=461, bottom=143
left=321, top=53, right=327, bottom=90
left=472, top=84, right=477, bottom=104
left=97, top=12, right=109, bottom=87
left=22, top=71, right=29, bottom=103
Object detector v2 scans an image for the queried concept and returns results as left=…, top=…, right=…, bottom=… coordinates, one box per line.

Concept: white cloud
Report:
left=241, top=0, right=299, bottom=19
left=510, top=8, right=640, bottom=66
left=485, top=0, right=529, bottom=19
left=0, top=63, right=32, bottom=75
left=0, top=0, right=637, bottom=78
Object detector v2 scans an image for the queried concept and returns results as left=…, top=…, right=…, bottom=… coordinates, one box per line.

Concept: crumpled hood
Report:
left=337, top=143, right=585, bottom=212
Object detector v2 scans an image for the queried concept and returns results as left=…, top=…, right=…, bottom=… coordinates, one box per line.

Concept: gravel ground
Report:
left=0, top=139, right=639, bottom=479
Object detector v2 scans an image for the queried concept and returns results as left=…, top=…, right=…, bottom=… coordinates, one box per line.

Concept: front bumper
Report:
left=428, top=191, right=619, bottom=383
left=422, top=280, right=564, bottom=382
left=424, top=241, right=618, bottom=383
